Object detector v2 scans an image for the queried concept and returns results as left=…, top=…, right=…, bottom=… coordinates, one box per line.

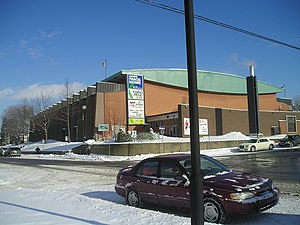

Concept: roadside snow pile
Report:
left=20, top=131, right=280, bottom=159
left=84, top=139, right=97, bottom=145
left=202, top=131, right=249, bottom=141
left=89, top=131, right=249, bottom=144
left=24, top=152, right=162, bottom=162
left=21, top=140, right=82, bottom=153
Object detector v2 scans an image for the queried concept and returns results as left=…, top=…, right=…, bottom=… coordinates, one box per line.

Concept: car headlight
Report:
left=230, top=192, right=254, bottom=200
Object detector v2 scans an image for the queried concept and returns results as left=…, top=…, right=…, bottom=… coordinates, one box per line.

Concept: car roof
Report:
left=147, top=153, right=207, bottom=162
left=148, top=153, right=191, bottom=161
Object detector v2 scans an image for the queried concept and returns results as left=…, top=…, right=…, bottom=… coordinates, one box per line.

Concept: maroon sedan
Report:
left=115, top=154, right=279, bottom=223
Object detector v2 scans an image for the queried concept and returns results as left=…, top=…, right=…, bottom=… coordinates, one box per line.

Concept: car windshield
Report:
left=248, top=139, right=257, bottom=143
left=179, top=155, right=231, bottom=176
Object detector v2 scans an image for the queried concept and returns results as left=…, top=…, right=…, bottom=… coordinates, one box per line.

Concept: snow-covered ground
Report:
left=1, top=132, right=299, bottom=225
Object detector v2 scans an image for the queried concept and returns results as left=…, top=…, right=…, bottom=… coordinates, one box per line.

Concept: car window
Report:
left=135, top=160, right=159, bottom=177
left=180, top=159, right=192, bottom=174
left=261, top=138, right=270, bottom=143
left=180, top=156, right=230, bottom=176
left=203, top=156, right=231, bottom=176
left=248, top=139, right=257, bottom=143
left=160, top=161, right=182, bottom=179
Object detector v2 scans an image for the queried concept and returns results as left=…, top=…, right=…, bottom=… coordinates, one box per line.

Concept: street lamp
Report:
left=82, top=105, right=86, bottom=141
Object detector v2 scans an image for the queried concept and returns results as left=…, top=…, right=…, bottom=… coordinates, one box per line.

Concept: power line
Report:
left=135, top=0, right=300, bottom=51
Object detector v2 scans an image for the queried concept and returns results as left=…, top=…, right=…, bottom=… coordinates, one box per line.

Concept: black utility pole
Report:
left=246, top=65, right=260, bottom=136
left=184, top=0, right=204, bottom=224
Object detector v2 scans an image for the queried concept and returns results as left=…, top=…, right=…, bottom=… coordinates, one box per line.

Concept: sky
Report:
left=0, top=0, right=300, bottom=118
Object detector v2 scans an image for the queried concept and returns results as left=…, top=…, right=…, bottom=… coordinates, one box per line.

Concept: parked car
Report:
left=278, top=134, right=300, bottom=147
left=0, top=146, right=22, bottom=157
left=239, top=137, right=275, bottom=152
left=115, top=154, right=279, bottom=223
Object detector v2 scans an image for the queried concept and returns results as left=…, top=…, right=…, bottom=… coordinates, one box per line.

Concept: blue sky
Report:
left=0, top=0, right=300, bottom=117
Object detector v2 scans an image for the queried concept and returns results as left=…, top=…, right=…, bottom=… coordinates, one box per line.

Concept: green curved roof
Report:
left=106, top=69, right=283, bottom=95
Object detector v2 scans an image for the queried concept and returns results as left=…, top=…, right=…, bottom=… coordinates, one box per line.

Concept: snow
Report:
left=1, top=132, right=299, bottom=224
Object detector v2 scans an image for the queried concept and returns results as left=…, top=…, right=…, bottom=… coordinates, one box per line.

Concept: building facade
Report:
left=30, top=69, right=299, bottom=142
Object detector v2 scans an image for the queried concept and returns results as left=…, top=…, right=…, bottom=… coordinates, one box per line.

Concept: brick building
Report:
left=30, top=69, right=299, bottom=142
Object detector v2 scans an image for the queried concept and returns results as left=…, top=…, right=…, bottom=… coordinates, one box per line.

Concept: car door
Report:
left=261, top=138, right=271, bottom=150
left=256, top=139, right=262, bottom=150
left=156, top=160, right=190, bottom=208
left=133, top=160, right=159, bottom=204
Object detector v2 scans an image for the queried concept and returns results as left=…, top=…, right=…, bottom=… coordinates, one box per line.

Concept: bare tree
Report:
left=56, top=78, right=74, bottom=142
left=1, top=102, right=33, bottom=144
left=29, top=94, right=54, bottom=114
left=0, top=117, right=10, bottom=145
left=108, top=105, right=126, bottom=140
left=293, top=96, right=300, bottom=111
left=28, top=94, right=55, bottom=143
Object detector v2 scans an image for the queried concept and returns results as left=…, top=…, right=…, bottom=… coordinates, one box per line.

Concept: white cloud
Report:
left=292, top=37, right=300, bottom=44
left=20, top=40, right=43, bottom=59
left=229, top=53, right=257, bottom=70
left=0, top=88, right=14, bottom=99
left=13, top=83, right=62, bottom=100
left=18, top=30, right=61, bottom=59
left=39, top=30, right=61, bottom=40
left=1, top=82, right=86, bottom=101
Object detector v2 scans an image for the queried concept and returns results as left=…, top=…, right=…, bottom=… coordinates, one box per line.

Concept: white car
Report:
left=239, top=138, right=275, bottom=152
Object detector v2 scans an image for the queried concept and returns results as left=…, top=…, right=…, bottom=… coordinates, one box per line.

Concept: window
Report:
left=287, top=116, right=297, bottom=133
left=200, top=156, right=231, bottom=176
left=160, top=161, right=182, bottom=179
left=135, top=161, right=159, bottom=177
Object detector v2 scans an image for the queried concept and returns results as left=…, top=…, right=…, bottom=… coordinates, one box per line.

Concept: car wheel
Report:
left=204, top=197, right=227, bottom=224
left=250, top=146, right=256, bottom=152
left=269, top=144, right=274, bottom=150
left=126, top=189, right=142, bottom=207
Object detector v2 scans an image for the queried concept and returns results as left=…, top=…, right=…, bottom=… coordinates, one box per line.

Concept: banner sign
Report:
left=184, top=118, right=209, bottom=135
left=128, top=75, right=144, bottom=89
left=129, top=118, right=145, bottom=125
left=128, top=100, right=145, bottom=118
left=127, top=74, right=145, bottom=125
left=98, top=124, right=109, bottom=132
left=128, top=89, right=144, bottom=100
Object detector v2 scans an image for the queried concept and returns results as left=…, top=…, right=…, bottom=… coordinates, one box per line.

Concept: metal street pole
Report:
left=184, top=0, right=203, bottom=224
left=246, top=65, right=260, bottom=137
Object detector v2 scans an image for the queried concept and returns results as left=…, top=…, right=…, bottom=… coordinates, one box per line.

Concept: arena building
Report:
left=30, top=69, right=299, bottom=142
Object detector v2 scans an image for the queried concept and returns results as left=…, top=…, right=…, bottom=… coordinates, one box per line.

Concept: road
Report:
left=1, top=149, right=299, bottom=194
left=217, top=149, right=300, bottom=181
left=216, top=149, right=300, bottom=194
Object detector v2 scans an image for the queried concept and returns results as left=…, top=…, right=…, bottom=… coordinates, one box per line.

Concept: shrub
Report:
left=136, top=132, right=159, bottom=141
left=116, top=131, right=133, bottom=142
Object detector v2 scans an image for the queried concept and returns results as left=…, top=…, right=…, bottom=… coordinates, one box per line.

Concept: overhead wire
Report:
left=135, top=0, right=300, bottom=51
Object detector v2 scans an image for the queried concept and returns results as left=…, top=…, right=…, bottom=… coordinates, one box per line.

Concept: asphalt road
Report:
left=216, top=149, right=300, bottom=181
left=1, top=148, right=299, bottom=194
left=215, top=149, right=300, bottom=194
